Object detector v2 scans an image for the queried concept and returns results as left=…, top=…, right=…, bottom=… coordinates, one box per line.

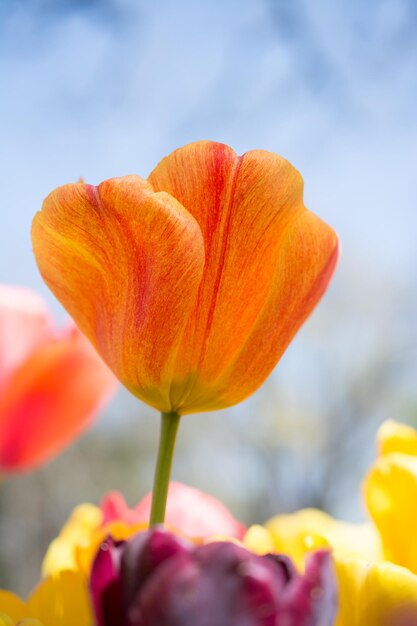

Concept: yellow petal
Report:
left=335, top=557, right=417, bottom=626
left=364, top=452, right=417, bottom=572
left=28, top=571, right=92, bottom=626
left=42, top=504, right=102, bottom=576
left=377, top=420, right=417, bottom=457
left=243, top=524, right=276, bottom=555
left=266, top=508, right=382, bottom=570
left=0, top=616, right=42, bottom=626
left=74, top=521, right=148, bottom=575
left=0, top=592, right=29, bottom=622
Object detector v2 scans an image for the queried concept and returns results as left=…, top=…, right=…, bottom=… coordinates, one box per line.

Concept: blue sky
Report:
left=1, top=0, right=416, bottom=294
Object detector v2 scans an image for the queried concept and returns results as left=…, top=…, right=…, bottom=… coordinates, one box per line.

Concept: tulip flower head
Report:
left=32, top=141, right=338, bottom=416
left=0, top=285, right=116, bottom=472
left=90, top=527, right=337, bottom=626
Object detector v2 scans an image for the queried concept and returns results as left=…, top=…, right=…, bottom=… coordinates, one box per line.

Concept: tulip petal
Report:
left=32, top=177, right=205, bottom=412
left=127, top=481, right=246, bottom=539
left=149, top=141, right=338, bottom=412
left=28, top=571, right=93, bottom=626
left=42, top=504, right=103, bottom=576
left=89, top=537, right=125, bottom=626
left=0, top=286, right=54, bottom=388
left=265, top=508, right=382, bottom=571
left=214, top=209, right=338, bottom=409
left=377, top=420, right=417, bottom=457
left=335, top=558, right=417, bottom=626
left=0, top=591, right=29, bottom=622
left=364, top=453, right=417, bottom=573
left=0, top=327, right=115, bottom=471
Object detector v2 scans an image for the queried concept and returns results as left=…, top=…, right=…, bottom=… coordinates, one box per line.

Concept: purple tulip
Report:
left=90, top=527, right=337, bottom=626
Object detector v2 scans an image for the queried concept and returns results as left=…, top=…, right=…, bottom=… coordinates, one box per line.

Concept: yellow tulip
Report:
left=248, top=505, right=417, bottom=625
left=364, top=419, right=417, bottom=573
left=0, top=571, right=92, bottom=626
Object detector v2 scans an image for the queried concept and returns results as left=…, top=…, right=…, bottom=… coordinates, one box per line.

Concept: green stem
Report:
left=149, top=411, right=181, bottom=526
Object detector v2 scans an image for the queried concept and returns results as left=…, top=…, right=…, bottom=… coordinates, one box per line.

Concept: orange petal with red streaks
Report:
left=32, top=176, right=205, bottom=412
left=149, top=141, right=339, bottom=412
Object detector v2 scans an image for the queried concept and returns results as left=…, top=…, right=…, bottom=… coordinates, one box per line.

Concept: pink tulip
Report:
left=101, top=482, right=246, bottom=539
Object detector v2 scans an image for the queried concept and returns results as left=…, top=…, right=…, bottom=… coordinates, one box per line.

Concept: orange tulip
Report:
left=32, top=141, right=338, bottom=415
left=0, top=285, right=116, bottom=472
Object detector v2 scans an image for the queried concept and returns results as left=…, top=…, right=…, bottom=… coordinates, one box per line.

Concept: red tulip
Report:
left=0, top=285, right=116, bottom=471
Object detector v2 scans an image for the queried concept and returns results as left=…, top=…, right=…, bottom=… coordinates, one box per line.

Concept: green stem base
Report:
left=149, top=411, right=181, bottom=526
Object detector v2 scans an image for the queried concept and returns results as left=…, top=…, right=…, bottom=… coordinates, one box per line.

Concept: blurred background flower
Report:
left=0, top=285, right=116, bottom=473
left=0, top=0, right=416, bottom=595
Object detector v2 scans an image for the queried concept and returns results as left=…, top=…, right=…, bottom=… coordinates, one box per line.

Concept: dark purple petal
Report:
left=121, top=526, right=190, bottom=609
left=265, top=553, right=297, bottom=582
left=273, top=550, right=337, bottom=626
left=133, top=541, right=280, bottom=626
left=90, top=536, right=126, bottom=626
left=304, top=551, right=337, bottom=626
